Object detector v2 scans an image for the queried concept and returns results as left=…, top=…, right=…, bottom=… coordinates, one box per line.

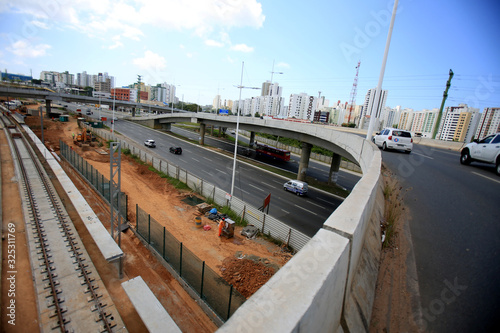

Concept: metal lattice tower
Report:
left=347, top=60, right=361, bottom=124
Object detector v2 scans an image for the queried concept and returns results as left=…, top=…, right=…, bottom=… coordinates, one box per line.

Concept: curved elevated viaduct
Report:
left=133, top=113, right=384, bottom=332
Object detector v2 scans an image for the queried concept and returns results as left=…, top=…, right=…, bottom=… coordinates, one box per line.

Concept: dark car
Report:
left=169, top=146, right=182, bottom=154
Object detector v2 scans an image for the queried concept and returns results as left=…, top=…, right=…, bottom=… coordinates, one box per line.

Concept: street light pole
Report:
left=230, top=62, right=260, bottom=198
left=112, top=90, right=116, bottom=133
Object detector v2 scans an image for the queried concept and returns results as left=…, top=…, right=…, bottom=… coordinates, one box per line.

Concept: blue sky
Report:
left=1, top=0, right=499, bottom=111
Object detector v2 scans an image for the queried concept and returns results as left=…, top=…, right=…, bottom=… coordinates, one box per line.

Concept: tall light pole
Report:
left=112, top=89, right=116, bottom=133
left=268, top=60, right=283, bottom=116
left=366, top=0, right=398, bottom=140
left=230, top=62, right=259, bottom=197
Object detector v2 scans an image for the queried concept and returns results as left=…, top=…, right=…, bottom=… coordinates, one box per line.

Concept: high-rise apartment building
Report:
left=437, top=104, right=480, bottom=142
left=288, top=93, right=308, bottom=119
left=363, top=88, right=388, bottom=119
left=475, top=107, right=500, bottom=139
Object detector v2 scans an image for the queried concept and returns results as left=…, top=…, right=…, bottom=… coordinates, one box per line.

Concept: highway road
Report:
left=90, top=109, right=361, bottom=237
left=381, top=143, right=500, bottom=332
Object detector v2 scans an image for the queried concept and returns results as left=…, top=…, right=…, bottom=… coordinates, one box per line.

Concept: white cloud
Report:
left=7, top=40, right=51, bottom=58
left=205, top=39, right=224, bottom=47
left=230, top=44, right=254, bottom=53
left=276, top=62, right=290, bottom=69
left=1, top=1, right=264, bottom=51
left=132, top=50, right=167, bottom=71
left=30, top=20, right=49, bottom=29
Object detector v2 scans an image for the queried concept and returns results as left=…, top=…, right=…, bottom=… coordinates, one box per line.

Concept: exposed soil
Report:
left=369, top=166, right=421, bottom=332
left=5, top=105, right=292, bottom=332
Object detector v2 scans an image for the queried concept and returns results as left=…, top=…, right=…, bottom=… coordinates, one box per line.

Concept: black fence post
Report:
left=227, top=284, right=233, bottom=320
left=136, top=204, right=139, bottom=231
left=148, top=214, right=151, bottom=244
left=163, top=227, right=166, bottom=259
left=200, top=261, right=205, bottom=298
left=179, top=242, right=183, bottom=277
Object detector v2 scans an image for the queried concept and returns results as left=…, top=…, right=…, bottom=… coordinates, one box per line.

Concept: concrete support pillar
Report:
left=199, top=123, right=206, bottom=145
left=45, top=100, right=51, bottom=117
left=328, top=153, right=342, bottom=185
left=161, top=123, right=171, bottom=131
left=132, top=107, right=136, bottom=117
left=297, top=142, right=312, bottom=181
left=249, top=132, right=256, bottom=148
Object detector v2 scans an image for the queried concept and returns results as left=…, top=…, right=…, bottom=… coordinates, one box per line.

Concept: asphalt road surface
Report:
left=97, top=110, right=361, bottom=237
left=380, top=143, right=500, bottom=332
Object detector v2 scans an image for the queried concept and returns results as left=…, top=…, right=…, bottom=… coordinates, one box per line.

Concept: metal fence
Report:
left=59, top=140, right=128, bottom=220
left=91, top=125, right=311, bottom=251
left=136, top=205, right=246, bottom=321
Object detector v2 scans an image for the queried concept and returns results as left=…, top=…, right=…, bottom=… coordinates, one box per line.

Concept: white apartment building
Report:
left=382, top=106, right=402, bottom=128
left=288, top=93, right=308, bottom=119
left=360, top=88, right=388, bottom=130
left=437, top=104, right=480, bottom=142
left=475, top=107, right=500, bottom=139
left=397, top=109, right=414, bottom=131
left=410, top=109, right=438, bottom=137
left=363, top=88, right=388, bottom=119
left=213, top=94, right=222, bottom=110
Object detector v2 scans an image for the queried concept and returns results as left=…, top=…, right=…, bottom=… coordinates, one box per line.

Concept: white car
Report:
left=373, top=128, right=413, bottom=154
left=460, top=132, right=500, bottom=175
left=144, top=139, right=156, bottom=148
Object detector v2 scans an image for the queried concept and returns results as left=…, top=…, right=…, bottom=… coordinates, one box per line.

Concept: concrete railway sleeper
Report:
left=6, top=116, right=120, bottom=332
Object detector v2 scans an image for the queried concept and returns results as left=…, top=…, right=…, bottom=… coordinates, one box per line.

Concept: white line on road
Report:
left=248, top=184, right=265, bottom=192
left=215, top=168, right=226, bottom=174
left=306, top=200, right=325, bottom=209
left=294, top=205, right=318, bottom=215
left=316, top=197, right=332, bottom=204
left=471, top=172, right=500, bottom=184
left=191, top=158, right=200, bottom=163
left=281, top=209, right=290, bottom=214
left=411, top=152, right=434, bottom=159
left=203, top=156, right=213, bottom=162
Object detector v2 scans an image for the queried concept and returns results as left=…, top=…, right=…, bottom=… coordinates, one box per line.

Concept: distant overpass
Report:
left=0, top=85, right=185, bottom=114
left=131, top=112, right=361, bottom=183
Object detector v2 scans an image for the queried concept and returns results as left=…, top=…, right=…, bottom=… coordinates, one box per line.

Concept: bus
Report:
left=255, top=143, right=291, bottom=162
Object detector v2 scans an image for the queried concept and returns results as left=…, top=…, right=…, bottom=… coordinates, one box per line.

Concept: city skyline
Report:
left=0, top=0, right=499, bottom=112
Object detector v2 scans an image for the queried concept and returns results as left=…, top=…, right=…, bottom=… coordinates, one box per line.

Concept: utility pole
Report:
left=432, top=69, right=454, bottom=139
left=348, top=60, right=361, bottom=124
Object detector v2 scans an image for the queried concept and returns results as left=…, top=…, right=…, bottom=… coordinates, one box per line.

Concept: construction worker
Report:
left=218, top=219, right=224, bottom=237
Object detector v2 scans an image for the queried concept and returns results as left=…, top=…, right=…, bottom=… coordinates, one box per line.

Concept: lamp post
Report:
left=112, top=89, right=116, bottom=133
left=170, top=84, right=180, bottom=114
left=230, top=62, right=260, bottom=197
left=268, top=60, right=283, bottom=116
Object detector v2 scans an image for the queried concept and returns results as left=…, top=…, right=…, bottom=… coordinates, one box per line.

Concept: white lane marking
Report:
left=203, top=156, right=212, bottom=162
left=306, top=200, right=325, bottom=209
left=235, top=188, right=251, bottom=195
left=471, top=172, right=500, bottom=184
left=431, top=149, right=460, bottom=156
left=215, top=168, right=227, bottom=174
left=295, top=205, right=318, bottom=215
left=281, top=209, right=290, bottom=214
left=316, top=197, right=332, bottom=204
left=191, top=158, right=200, bottom=163
left=411, top=152, right=434, bottom=159
left=248, top=184, right=265, bottom=192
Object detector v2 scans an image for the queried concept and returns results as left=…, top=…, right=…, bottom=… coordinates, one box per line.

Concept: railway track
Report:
left=2, top=113, right=125, bottom=332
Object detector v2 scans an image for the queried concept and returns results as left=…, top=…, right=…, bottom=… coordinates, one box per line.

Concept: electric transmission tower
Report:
left=347, top=60, right=361, bottom=124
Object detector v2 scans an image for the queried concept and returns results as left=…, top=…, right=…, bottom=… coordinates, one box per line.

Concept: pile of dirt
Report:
left=219, top=257, right=276, bottom=298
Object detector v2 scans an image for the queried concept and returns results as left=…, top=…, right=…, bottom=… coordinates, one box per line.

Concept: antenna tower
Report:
left=347, top=60, right=361, bottom=124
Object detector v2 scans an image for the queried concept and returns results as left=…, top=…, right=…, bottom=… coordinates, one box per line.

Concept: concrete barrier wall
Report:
left=132, top=114, right=383, bottom=332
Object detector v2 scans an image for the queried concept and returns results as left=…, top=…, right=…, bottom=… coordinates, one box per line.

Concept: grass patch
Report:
left=381, top=169, right=404, bottom=248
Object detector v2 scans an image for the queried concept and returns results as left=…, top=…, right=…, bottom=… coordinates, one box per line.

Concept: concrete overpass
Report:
left=0, top=85, right=185, bottom=115
left=131, top=112, right=384, bottom=332
left=132, top=113, right=360, bottom=185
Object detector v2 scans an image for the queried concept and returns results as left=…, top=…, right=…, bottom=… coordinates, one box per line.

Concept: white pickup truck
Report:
left=460, top=132, right=500, bottom=175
